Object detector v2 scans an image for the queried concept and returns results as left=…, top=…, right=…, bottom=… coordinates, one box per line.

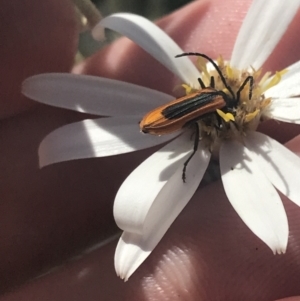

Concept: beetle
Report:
left=140, top=52, right=253, bottom=182
left=140, top=87, right=229, bottom=135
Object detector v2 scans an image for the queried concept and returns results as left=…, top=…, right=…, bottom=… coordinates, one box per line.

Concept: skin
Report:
left=1, top=0, right=300, bottom=300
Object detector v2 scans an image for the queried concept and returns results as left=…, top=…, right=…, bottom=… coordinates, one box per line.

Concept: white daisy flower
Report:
left=22, top=0, right=300, bottom=281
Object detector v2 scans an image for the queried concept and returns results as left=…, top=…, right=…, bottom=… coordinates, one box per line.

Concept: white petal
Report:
left=265, top=60, right=300, bottom=98
left=245, top=132, right=300, bottom=207
left=94, top=13, right=200, bottom=88
left=220, top=140, right=288, bottom=254
left=115, top=132, right=192, bottom=231
left=23, top=73, right=173, bottom=115
left=39, top=116, right=176, bottom=167
left=114, top=133, right=210, bottom=280
left=264, top=97, right=300, bottom=123
left=231, top=0, right=300, bottom=69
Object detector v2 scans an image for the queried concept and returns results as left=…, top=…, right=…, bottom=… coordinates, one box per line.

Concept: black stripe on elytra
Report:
left=162, top=91, right=225, bottom=120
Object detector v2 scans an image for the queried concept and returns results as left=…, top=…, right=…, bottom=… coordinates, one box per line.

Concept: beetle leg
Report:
left=214, top=112, right=223, bottom=130
left=236, top=76, right=253, bottom=102
left=198, top=77, right=206, bottom=89
left=210, top=76, right=215, bottom=88
left=182, top=123, right=200, bottom=182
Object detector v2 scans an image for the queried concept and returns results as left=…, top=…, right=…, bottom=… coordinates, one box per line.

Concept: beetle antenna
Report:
left=175, top=52, right=235, bottom=100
